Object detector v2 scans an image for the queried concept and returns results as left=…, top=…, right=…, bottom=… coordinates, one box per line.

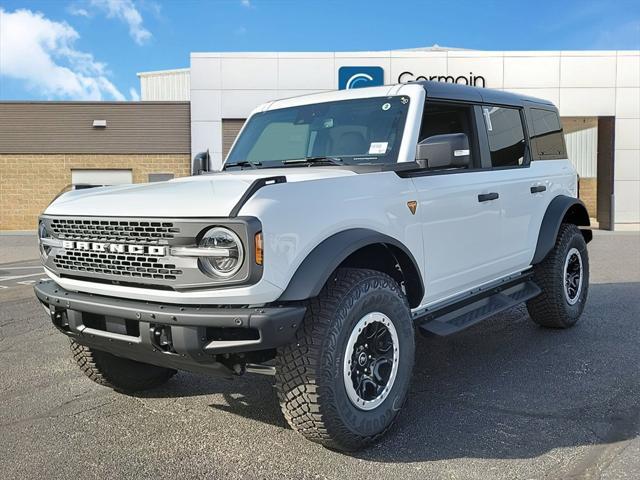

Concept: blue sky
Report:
left=1, top=0, right=639, bottom=101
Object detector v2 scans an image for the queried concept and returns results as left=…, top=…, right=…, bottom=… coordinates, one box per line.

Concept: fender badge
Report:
left=407, top=201, right=417, bottom=215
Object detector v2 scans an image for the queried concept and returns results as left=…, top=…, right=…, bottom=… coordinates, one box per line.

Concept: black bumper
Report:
left=34, top=280, right=305, bottom=375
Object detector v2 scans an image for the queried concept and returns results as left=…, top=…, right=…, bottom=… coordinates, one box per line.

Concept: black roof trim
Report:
left=412, top=80, right=556, bottom=109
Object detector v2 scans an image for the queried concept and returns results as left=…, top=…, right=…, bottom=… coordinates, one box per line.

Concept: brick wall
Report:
left=579, top=177, right=598, bottom=219
left=0, top=154, right=190, bottom=231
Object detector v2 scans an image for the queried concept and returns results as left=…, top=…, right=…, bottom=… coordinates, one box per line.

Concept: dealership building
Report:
left=1, top=46, right=638, bottom=231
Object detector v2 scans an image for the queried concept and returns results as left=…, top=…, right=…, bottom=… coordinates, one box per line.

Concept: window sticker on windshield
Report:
left=369, top=142, right=388, bottom=154
left=381, top=103, right=391, bottom=111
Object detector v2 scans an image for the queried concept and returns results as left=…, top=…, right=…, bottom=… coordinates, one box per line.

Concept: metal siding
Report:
left=139, top=69, right=190, bottom=101
left=563, top=117, right=598, bottom=178
left=0, top=102, right=190, bottom=154
left=222, top=119, right=246, bottom=158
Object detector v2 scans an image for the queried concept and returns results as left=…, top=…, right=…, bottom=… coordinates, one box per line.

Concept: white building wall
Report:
left=185, top=49, right=639, bottom=227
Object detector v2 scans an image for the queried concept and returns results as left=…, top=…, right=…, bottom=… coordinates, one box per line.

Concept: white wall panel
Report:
left=615, top=119, right=640, bottom=150
left=190, top=57, right=221, bottom=90
left=278, top=58, right=334, bottom=90
left=616, top=55, right=640, bottom=87
left=190, top=90, right=221, bottom=122
left=191, top=121, right=221, bottom=158
left=560, top=56, right=616, bottom=87
left=614, top=180, right=640, bottom=223
left=220, top=58, right=278, bottom=90
left=615, top=87, right=640, bottom=119
left=560, top=88, right=615, bottom=116
left=504, top=56, right=560, bottom=88
left=447, top=56, right=504, bottom=89
left=390, top=57, right=448, bottom=84
left=615, top=149, right=640, bottom=181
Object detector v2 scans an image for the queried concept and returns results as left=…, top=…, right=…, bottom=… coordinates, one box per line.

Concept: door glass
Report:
left=482, top=106, right=526, bottom=167
left=530, top=108, right=567, bottom=159
left=419, top=102, right=477, bottom=168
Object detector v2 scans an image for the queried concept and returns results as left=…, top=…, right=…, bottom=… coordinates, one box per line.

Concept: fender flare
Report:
left=532, top=195, right=592, bottom=264
left=278, top=228, right=424, bottom=307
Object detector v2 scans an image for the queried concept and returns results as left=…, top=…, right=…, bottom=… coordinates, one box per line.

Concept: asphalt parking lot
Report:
left=1, top=231, right=638, bottom=480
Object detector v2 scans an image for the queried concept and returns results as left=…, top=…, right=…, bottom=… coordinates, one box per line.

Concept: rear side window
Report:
left=530, top=108, right=567, bottom=159
left=482, top=106, right=526, bottom=167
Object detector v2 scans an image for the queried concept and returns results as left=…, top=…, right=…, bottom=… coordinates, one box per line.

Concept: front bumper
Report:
left=34, top=280, right=305, bottom=375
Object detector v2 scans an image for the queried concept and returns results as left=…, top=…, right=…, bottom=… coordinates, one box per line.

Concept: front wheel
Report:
left=527, top=223, right=589, bottom=328
left=275, top=268, right=415, bottom=451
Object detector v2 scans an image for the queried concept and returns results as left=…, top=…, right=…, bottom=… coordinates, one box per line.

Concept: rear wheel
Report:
left=275, top=268, right=415, bottom=451
left=527, top=223, right=589, bottom=328
left=70, top=340, right=176, bottom=393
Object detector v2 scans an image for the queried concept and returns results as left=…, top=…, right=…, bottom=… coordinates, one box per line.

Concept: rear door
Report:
left=478, top=104, right=548, bottom=271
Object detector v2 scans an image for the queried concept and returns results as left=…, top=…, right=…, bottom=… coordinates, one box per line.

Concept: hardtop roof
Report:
left=414, top=80, right=557, bottom=109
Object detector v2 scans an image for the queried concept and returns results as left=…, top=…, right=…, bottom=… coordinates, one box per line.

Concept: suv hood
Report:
left=44, top=168, right=356, bottom=218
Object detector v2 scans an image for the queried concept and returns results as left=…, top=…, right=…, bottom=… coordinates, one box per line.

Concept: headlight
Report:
left=197, top=227, right=244, bottom=278
left=38, top=221, right=51, bottom=261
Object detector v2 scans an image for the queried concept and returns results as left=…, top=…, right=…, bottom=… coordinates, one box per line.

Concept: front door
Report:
left=410, top=101, right=507, bottom=305
left=411, top=170, right=505, bottom=305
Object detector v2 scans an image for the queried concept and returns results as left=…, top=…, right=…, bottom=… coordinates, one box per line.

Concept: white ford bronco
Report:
left=35, top=81, right=592, bottom=451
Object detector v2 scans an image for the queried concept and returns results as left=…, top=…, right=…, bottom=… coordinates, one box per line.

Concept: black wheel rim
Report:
left=343, top=312, right=399, bottom=411
left=563, top=247, right=583, bottom=305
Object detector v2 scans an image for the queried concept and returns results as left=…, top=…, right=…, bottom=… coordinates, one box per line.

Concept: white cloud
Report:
left=0, top=8, right=125, bottom=100
left=68, top=6, right=91, bottom=17
left=129, top=87, right=140, bottom=101
left=240, top=0, right=252, bottom=8
left=89, top=0, right=151, bottom=45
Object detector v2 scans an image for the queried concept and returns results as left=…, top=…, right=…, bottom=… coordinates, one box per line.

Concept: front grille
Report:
left=50, top=218, right=180, bottom=245
left=54, top=250, right=183, bottom=280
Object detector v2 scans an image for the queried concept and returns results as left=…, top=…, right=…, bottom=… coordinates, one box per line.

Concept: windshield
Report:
left=226, top=96, right=410, bottom=168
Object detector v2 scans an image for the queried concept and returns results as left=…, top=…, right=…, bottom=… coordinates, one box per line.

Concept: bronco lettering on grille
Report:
left=61, top=240, right=166, bottom=256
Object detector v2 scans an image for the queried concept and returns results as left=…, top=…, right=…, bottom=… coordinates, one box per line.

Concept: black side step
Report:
left=418, top=280, right=541, bottom=336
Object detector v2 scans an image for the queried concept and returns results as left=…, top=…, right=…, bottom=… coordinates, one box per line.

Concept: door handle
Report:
left=478, top=192, right=499, bottom=202
left=530, top=185, right=547, bottom=194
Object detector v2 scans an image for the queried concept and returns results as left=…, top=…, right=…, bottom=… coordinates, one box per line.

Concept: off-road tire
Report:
left=70, top=340, right=176, bottom=392
left=527, top=223, right=589, bottom=328
left=275, top=268, right=415, bottom=452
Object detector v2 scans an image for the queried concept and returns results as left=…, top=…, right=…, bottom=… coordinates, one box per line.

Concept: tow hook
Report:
left=150, top=325, right=175, bottom=353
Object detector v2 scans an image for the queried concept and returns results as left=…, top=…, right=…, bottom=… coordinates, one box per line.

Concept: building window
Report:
left=148, top=173, right=174, bottom=182
left=71, top=169, right=132, bottom=189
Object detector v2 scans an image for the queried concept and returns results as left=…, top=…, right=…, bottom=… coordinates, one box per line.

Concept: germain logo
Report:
left=62, top=240, right=166, bottom=256
left=338, top=66, right=384, bottom=90
left=397, top=71, right=486, bottom=87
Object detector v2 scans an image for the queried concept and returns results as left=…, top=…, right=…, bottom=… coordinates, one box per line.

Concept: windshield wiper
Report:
left=224, top=160, right=261, bottom=170
left=282, top=156, right=343, bottom=166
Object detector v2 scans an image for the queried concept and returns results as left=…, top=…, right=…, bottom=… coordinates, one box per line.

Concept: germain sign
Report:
left=397, top=71, right=486, bottom=87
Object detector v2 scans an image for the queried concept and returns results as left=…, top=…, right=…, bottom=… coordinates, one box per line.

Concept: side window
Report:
left=530, top=108, right=567, bottom=159
left=482, top=106, right=526, bottom=167
left=418, top=102, right=478, bottom=168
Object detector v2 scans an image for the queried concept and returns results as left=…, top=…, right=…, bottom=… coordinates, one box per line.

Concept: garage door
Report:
left=222, top=119, right=246, bottom=159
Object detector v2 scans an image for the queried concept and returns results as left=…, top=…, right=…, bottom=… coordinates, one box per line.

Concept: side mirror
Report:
left=416, top=133, right=471, bottom=169
left=192, top=150, right=211, bottom=176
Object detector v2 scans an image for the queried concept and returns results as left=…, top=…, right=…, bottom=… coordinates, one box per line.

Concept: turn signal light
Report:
left=255, top=232, right=263, bottom=265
